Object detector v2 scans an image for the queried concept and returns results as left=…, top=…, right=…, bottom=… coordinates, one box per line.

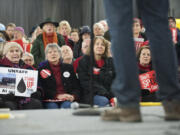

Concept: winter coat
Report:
left=38, top=60, right=80, bottom=100
left=31, top=33, right=65, bottom=67
left=77, top=55, right=115, bottom=104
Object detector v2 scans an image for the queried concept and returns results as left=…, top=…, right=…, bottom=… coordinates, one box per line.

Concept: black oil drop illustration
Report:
left=17, top=78, right=26, bottom=93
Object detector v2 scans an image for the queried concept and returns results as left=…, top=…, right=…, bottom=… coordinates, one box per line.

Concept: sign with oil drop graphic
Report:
left=17, top=78, right=26, bottom=93
left=0, top=67, right=38, bottom=97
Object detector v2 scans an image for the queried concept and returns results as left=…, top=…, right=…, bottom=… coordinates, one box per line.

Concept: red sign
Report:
left=24, top=77, right=34, bottom=89
left=170, top=28, right=177, bottom=43
left=134, top=38, right=145, bottom=51
left=93, top=67, right=100, bottom=75
left=139, top=70, right=159, bottom=93
left=40, top=69, right=51, bottom=79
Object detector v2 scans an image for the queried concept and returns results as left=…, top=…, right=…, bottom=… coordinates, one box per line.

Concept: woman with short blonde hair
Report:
left=57, top=20, right=74, bottom=50
left=58, top=20, right=71, bottom=36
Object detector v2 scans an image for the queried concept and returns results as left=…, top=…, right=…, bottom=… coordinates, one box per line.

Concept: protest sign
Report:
left=134, top=37, right=145, bottom=51
left=139, top=70, right=159, bottom=93
left=0, top=67, right=38, bottom=97
left=170, top=28, right=177, bottom=44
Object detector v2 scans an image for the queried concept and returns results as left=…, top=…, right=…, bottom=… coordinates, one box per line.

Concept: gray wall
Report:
left=0, top=0, right=180, bottom=36
left=0, top=0, right=106, bottom=36
left=169, top=0, right=180, bottom=17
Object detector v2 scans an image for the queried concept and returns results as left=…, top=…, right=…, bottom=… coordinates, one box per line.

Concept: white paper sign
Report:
left=134, top=37, right=144, bottom=51
left=0, top=67, right=38, bottom=97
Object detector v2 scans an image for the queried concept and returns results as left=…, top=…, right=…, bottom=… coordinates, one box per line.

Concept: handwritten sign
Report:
left=139, top=70, right=159, bottom=93
left=170, top=28, right=177, bottom=44
left=0, top=67, right=38, bottom=97
left=134, top=38, right=144, bottom=51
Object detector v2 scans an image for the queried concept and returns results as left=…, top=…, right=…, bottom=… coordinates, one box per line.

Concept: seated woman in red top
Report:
left=38, top=43, right=80, bottom=109
left=77, top=36, right=115, bottom=107
left=137, top=45, right=159, bottom=102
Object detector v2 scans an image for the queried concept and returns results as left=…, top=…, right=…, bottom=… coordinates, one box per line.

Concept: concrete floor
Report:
left=0, top=106, right=180, bottom=135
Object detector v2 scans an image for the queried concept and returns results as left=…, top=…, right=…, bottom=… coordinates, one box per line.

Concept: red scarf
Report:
left=96, top=59, right=105, bottom=68
left=49, top=62, right=65, bottom=97
left=63, top=35, right=73, bottom=50
left=138, top=63, right=151, bottom=72
left=43, top=32, right=58, bottom=50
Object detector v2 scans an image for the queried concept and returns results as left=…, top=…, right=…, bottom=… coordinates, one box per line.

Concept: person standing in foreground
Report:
left=102, top=0, right=180, bottom=122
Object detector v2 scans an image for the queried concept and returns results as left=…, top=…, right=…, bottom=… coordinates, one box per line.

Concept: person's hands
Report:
left=56, top=94, right=74, bottom=102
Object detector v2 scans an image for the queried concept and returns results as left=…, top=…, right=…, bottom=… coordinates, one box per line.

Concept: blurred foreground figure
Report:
left=102, top=0, right=180, bottom=122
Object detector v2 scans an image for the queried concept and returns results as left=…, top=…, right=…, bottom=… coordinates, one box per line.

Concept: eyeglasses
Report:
left=24, top=59, right=33, bottom=62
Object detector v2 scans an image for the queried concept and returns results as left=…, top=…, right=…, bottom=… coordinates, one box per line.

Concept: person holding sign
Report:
left=137, top=46, right=158, bottom=102
left=38, top=43, right=80, bottom=109
left=0, top=42, right=42, bottom=110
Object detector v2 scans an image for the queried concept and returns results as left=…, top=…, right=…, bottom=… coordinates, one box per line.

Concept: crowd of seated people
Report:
left=0, top=16, right=179, bottom=110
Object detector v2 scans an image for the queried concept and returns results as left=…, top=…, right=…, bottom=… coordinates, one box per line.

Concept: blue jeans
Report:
left=93, top=95, right=109, bottom=107
left=104, top=0, right=180, bottom=108
left=44, top=101, right=72, bottom=109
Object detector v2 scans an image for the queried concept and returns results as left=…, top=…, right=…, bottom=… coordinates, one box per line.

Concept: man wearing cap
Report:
left=31, top=19, right=65, bottom=67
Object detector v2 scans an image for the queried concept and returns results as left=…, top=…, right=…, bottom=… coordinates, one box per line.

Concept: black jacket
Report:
left=38, top=60, right=80, bottom=100
left=77, top=55, right=115, bottom=104
left=0, top=57, right=41, bottom=106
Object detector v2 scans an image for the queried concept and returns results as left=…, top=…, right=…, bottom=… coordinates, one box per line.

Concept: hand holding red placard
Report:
left=139, top=70, right=159, bottom=93
left=170, top=28, right=178, bottom=44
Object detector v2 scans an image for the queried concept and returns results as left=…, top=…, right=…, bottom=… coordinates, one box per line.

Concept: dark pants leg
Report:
left=104, top=0, right=141, bottom=108
left=60, top=101, right=72, bottom=108
left=44, top=102, right=59, bottom=109
left=93, top=95, right=109, bottom=107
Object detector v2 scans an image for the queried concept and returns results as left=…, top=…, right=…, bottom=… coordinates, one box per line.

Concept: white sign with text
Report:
left=0, top=67, right=38, bottom=97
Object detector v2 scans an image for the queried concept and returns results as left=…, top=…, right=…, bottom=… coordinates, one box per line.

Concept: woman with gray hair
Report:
left=38, top=43, right=80, bottom=109
left=0, top=42, right=42, bottom=110
left=22, top=52, right=35, bottom=67
left=61, top=45, right=73, bottom=64
left=93, top=23, right=105, bottom=37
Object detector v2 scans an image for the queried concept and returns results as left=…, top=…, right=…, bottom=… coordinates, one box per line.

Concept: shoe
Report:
left=101, top=107, right=142, bottom=122
left=163, top=100, right=180, bottom=121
